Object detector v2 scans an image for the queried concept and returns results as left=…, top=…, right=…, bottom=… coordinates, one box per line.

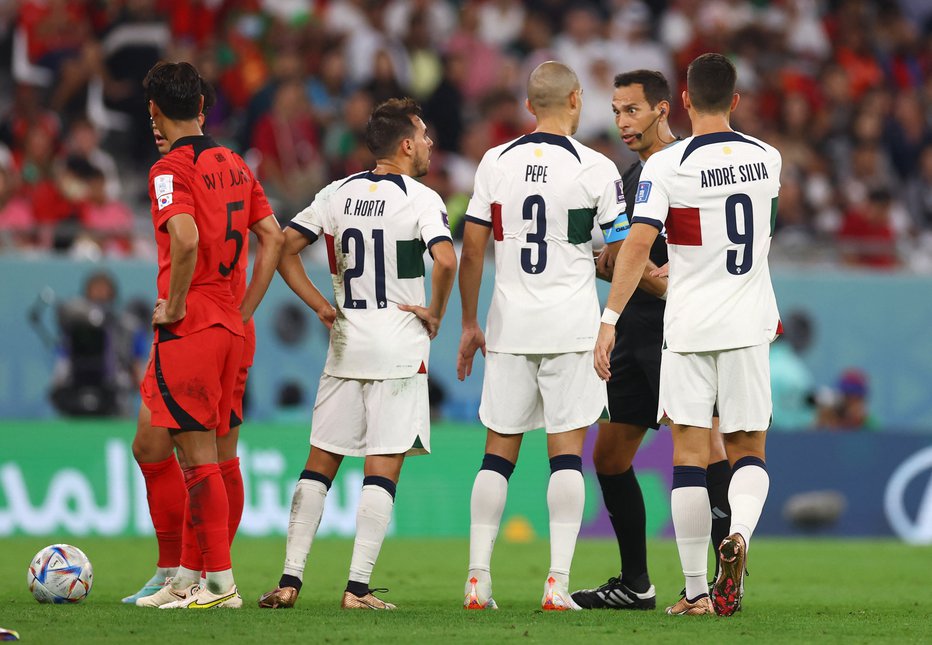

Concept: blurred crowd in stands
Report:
left=0, top=0, right=929, bottom=270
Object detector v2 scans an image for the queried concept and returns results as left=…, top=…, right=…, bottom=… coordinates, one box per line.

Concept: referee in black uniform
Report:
left=572, top=70, right=733, bottom=610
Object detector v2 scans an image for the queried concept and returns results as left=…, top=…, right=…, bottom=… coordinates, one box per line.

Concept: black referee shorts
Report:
left=606, top=303, right=664, bottom=430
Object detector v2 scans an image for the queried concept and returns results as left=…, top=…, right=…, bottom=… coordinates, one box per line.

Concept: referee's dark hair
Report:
left=686, top=53, right=737, bottom=114
left=143, top=61, right=204, bottom=121
left=366, top=98, right=422, bottom=159
left=613, top=70, right=671, bottom=108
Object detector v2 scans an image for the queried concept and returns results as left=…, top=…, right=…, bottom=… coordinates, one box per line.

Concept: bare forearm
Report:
left=167, top=243, right=196, bottom=316
left=605, top=243, right=650, bottom=314
left=241, top=233, right=284, bottom=321
left=458, top=251, right=483, bottom=324
left=278, top=252, right=331, bottom=314
left=428, top=262, right=456, bottom=321
left=638, top=259, right=668, bottom=298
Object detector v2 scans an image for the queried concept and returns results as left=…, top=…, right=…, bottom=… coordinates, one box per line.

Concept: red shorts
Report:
left=141, top=325, right=244, bottom=436
left=230, top=318, right=256, bottom=429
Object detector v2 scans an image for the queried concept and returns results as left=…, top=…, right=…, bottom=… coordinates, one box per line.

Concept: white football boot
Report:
left=464, top=573, right=498, bottom=610
left=160, top=584, right=243, bottom=609
left=135, top=578, right=199, bottom=608
left=541, top=575, right=582, bottom=611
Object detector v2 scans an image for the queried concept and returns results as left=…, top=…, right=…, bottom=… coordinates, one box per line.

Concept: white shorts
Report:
left=310, top=373, right=429, bottom=457
left=658, top=343, right=772, bottom=433
left=479, top=351, right=607, bottom=434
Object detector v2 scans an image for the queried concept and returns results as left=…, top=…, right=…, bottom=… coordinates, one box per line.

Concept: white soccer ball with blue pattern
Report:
left=27, top=544, right=93, bottom=603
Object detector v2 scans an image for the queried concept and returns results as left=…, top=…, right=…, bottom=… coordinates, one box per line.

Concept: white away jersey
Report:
left=631, top=130, right=782, bottom=352
left=466, top=133, right=624, bottom=353
left=289, top=171, right=452, bottom=379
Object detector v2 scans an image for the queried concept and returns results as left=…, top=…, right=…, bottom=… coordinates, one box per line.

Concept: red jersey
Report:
left=149, top=135, right=273, bottom=337
left=231, top=176, right=274, bottom=305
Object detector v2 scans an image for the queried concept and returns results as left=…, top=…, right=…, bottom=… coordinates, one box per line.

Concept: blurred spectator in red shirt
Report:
left=0, top=165, right=35, bottom=248
left=838, top=188, right=901, bottom=268
left=77, top=163, right=133, bottom=256
left=0, top=84, right=61, bottom=162
left=833, top=26, right=884, bottom=100
left=481, top=89, right=525, bottom=148
left=18, top=125, right=72, bottom=237
left=252, top=78, right=323, bottom=218
left=63, top=117, right=120, bottom=201
left=446, top=1, right=502, bottom=102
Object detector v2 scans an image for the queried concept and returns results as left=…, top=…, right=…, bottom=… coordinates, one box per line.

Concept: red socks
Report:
left=180, top=464, right=231, bottom=572
left=220, top=457, right=244, bottom=545
left=138, top=455, right=186, bottom=568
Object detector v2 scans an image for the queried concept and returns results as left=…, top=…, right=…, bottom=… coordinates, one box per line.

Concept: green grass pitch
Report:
left=2, top=537, right=930, bottom=643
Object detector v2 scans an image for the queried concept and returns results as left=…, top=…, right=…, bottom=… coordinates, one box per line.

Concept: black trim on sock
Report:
left=480, top=453, right=516, bottom=480
left=300, top=469, right=333, bottom=490
left=363, top=475, right=397, bottom=499
left=733, top=455, right=766, bottom=472
left=346, top=580, right=369, bottom=597
left=279, top=574, right=302, bottom=592
left=672, top=465, right=707, bottom=489
left=549, top=454, right=583, bottom=473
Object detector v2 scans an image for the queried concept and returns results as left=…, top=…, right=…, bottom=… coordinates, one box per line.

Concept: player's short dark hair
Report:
left=200, top=77, right=216, bottom=117
left=686, top=53, right=737, bottom=113
left=365, top=98, right=422, bottom=159
left=613, top=70, right=671, bottom=107
left=143, top=61, right=204, bottom=121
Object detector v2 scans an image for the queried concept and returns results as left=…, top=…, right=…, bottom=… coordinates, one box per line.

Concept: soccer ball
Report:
left=27, top=544, right=93, bottom=604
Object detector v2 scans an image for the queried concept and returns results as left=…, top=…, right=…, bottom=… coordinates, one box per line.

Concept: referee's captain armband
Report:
left=602, top=212, right=631, bottom=243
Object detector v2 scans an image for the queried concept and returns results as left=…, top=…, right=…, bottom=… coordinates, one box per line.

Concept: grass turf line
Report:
left=1, top=537, right=930, bottom=644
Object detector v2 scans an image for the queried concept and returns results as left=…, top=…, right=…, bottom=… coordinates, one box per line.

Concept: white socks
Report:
left=205, top=569, right=235, bottom=594
left=546, top=467, right=584, bottom=586
left=282, top=479, right=329, bottom=580
left=152, top=566, right=177, bottom=585
left=729, top=463, right=770, bottom=549
left=468, top=469, right=508, bottom=576
left=171, top=566, right=201, bottom=590
left=348, top=484, right=395, bottom=585
left=671, top=484, right=712, bottom=600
